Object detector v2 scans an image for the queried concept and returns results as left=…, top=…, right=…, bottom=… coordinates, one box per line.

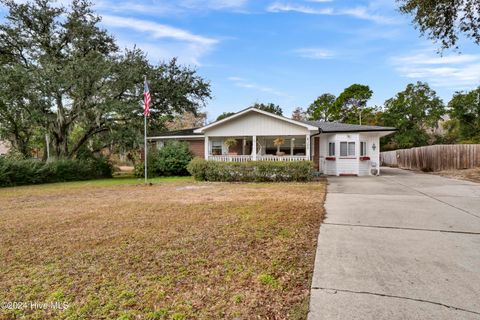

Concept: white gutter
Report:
left=147, top=135, right=204, bottom=140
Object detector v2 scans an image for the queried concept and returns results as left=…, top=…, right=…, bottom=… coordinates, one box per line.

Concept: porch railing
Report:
left=208, top=155, right=308, bottom=162
left=208, top=155, right=252, bottom=162
left=257, top=155, right=308, bottom=161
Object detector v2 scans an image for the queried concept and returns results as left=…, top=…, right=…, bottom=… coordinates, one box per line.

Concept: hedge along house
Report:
left=148, top=107, right=396, bottom=176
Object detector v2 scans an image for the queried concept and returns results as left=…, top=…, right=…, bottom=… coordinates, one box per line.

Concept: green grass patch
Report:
left=0, top=175, right=194, bottom=191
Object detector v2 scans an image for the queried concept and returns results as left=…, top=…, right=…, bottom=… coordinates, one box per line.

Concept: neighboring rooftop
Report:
left=150, top=128, right=203, bottom=137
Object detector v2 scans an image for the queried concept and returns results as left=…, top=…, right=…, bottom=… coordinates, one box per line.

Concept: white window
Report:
left=360, top=142, right=367, bottom=156
left=340, top=141, right=355, bottom=157
left=328, top=142, right=335, bottom=156
left=211, top=141, right=222, bottom=155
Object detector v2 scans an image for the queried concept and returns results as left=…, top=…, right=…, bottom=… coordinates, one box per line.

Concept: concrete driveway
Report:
left=308, top=167, right=480, bottom=319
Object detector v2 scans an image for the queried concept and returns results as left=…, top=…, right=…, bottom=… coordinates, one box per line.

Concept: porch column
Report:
left=290, top=138, right=294, bottom=155
left=252, top=135, right=257, bottom=161
left=242, top=138, right=246, bottom=155
left=305, top=134, right=311, bottom=160
left=204, top=136, right=209, bottom=160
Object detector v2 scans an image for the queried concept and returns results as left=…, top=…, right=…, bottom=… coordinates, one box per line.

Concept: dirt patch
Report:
left=434, top=167, right=480, bottom=183
left=0, top=181, right=325, bottom=319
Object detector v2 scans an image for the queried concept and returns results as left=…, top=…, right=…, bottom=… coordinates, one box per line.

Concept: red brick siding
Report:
left=180, top=139, right=204, bottom=158
left=228, top=139, right=243, bottom=154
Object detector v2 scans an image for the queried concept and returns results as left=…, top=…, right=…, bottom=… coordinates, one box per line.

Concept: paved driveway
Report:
left=308, top=167, right=480, bottom=319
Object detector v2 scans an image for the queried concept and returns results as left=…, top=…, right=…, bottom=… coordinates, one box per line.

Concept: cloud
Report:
left=340, top=7, right=396, bottom=24
left=101, top=15, right=218, bottom=65
left=181, top=0, right=248, bottom=10
left=266, top=2, right=397, bottom=24
left=94, top=0, right=249, bottom=15
left=267, top=3, right=333, bottom=14
left=95, top=1, right=179, bottom=15
left=391, top=51, right=480, bottom=87
left=102, top=15, right=218, bottom=46
left=391, top=53, right=480, bottom=65
left=228, top=76, right=291, bottom=97
left=294, top=48, right=334, bottom=59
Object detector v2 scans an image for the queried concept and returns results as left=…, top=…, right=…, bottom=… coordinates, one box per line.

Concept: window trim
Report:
left=211, top=140, right=223, bottom=155
left=340, top=141, right=356, bottom=157
left=328, top=142, right=335, bottom=156
left=360, top=141, right=367, bottom=156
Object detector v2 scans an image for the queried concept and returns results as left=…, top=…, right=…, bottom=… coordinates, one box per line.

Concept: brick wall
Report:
left=228, top=139, right=243, bottom=154
left=181, top=139, right=204, bottom=158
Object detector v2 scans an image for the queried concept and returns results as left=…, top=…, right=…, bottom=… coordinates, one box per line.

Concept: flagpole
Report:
left=144, top=76, right=148, bottom=184
left=144, top=112, right=147, bottom=183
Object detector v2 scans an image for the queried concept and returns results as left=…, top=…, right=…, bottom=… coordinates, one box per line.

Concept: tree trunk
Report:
left=52, top=94, right=69, bottom=159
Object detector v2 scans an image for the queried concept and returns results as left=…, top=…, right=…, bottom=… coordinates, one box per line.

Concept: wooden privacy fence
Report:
left=380, top=144, right=480, bottom=172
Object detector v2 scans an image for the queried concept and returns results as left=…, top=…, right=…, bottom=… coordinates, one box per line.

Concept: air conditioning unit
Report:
left=370, top=162, right=378, bottom=176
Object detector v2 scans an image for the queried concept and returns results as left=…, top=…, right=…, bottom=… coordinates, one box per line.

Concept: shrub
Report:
left=187, top=158, right=315, bottom=182
left=0, top=156, right=113, bottom=187
left=135, top=142, right=193, bottom=178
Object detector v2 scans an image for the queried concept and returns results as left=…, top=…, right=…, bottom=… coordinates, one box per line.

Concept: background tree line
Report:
left=303, top=82, right=479, bottom=150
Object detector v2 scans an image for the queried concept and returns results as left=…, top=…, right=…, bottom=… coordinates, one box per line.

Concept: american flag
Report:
left=143, top=79, right=151, bottom=116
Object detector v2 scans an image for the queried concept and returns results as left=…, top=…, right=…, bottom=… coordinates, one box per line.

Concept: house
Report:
left=148, top=107, right=396, bottom=176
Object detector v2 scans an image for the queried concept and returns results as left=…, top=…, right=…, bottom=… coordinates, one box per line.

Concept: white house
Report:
left=148, top=107, right=396, bottom=176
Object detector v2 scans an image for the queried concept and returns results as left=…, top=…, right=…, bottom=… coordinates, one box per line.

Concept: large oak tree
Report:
left=382, top=82, right=445, bottom=148
left=0, top=0, right=211, bottom=158
left=398, top=0, right=480, bottom=50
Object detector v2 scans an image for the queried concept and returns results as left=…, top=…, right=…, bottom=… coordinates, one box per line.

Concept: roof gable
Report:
left=194, top=107, right=318, bottom=133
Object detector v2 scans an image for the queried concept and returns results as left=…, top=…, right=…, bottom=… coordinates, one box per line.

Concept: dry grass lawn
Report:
left=0, top=179, right=325, bottom=320
left=435, top=167, right=480, bottom=183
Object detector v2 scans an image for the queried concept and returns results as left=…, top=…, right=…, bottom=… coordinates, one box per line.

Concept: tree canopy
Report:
left=216, top=112, right=236, bottom=121
left=446, top=87, right=480, bottom=143
left=306, top=93, right=338, bottom=121
left=251, top=103, right=283, bottom=116
left=291, top=107, right=306, bottom=121
left=165, top=112, right=206, bottom=131
left=398, top=0, right=480, bottom=50
left=382, top=82, right=445, bottom=149
left=0, top=0, right=211, bottom=159
left=335, top=84, right=373, bottom=124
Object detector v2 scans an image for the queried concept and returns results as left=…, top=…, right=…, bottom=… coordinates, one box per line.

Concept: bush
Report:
left=0, top=156, right=113, bottom=187
left=135, top=142, right=193, bottom=178
left=187, top=158, right=315, bottom=182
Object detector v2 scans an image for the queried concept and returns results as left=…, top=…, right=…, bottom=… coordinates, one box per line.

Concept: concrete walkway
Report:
left=308, top=167, right=480, bottom=320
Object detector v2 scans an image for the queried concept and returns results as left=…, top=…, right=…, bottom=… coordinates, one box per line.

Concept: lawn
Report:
left=0, top=178, right=325, bottom=320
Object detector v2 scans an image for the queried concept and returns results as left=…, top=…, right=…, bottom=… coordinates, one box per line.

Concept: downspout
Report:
left=310, top=129, right=321, bottom=161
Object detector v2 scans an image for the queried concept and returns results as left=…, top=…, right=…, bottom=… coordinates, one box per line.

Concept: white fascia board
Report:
left=147, top=135, right=204, bottom=140
left=193, top=107, right=318, bottom=133
left=360, top=130, right=396, bottom=138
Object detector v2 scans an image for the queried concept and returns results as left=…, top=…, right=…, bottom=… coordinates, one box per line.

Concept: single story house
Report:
left=149, top=107, right=396, bottom=176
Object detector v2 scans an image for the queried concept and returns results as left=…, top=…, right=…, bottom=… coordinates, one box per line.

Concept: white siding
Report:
left=318, top=132, right=384, bottom=176
left=321, top=134, right=337, bottom=175
left=359, top=133, right=381, bottom=176
left=335, top=133, right=359, bottom=175
left=204, top=112, right=311, bottom=137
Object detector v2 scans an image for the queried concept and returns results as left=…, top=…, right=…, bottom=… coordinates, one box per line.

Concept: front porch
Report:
left=205, top=135, right=311, bottom=162
left=208, top=154, right=308, bottom=162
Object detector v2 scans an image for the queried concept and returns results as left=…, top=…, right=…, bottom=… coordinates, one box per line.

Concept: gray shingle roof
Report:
left=152, top=128, right=203, bottom=137
left=300, top=120, right=396, bottom=133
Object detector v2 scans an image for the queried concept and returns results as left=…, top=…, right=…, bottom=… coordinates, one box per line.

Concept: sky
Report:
left=4, top=0, right=480, bottom=121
